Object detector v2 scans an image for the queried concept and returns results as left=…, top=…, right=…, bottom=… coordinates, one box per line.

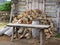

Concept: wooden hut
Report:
left=11, top=0, right=60, bottom=33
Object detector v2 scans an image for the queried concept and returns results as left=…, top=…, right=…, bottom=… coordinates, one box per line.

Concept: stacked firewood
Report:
left=12, top=9, right=56, bottom=39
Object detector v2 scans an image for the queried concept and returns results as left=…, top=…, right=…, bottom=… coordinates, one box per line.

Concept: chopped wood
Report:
left=12, top=9, right=56, bottom=39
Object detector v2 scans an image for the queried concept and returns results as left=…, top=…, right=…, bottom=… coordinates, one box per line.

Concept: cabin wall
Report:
left=17, top=0, right=58, bottom=24
left=45, top=0, right=58, bottom=27
left=12, top=0, right=60, bottom=33
left=17, top=0, right=44, bottom=14
left=17, top=0, right=57, bottom=17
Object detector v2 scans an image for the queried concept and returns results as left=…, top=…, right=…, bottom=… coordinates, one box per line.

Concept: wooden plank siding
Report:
left=45, top=0, right=58, bottom=28
left=16, top=0, right=44, bottom=14
left=12, top=0, right=60, bottom=32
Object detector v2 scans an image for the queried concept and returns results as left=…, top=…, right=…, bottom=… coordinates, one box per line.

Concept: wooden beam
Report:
left=43, top=0, right=45, bottom=12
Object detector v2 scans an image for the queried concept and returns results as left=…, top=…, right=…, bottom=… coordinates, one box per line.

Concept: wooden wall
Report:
left=12, top=0, right=59, bottom=27
left=17, top=0, right=58, bottom=24
left=11, top=0, right=60, bottom=33
left=45, top=0, right=58, bottom=27
left=16, top=0, right=57, bottom=17
left=17, top=0, right=44, bottom=14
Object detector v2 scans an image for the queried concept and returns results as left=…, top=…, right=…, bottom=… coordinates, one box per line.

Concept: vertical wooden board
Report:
left=33, top=2, right=38, bottom=9
left=28, top=3, right=32, bottom=10
left=26, top=0, right=29, bottom=10
left=45, top=0, right=57, bottom=18
left=32, top=0, right=35, bottom=9
left=39, top=3, right=43, bottom=11
left=17, top=0, right=27, bottom=13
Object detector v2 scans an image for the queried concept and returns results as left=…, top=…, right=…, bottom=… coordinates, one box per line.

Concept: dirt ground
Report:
left=0, top=35, right=60, bottom=45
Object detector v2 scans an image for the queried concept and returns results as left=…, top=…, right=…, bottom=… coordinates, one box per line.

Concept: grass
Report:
left=55, top=33, right=60, bottom=38
left=0, top=22, right=8, bottom=28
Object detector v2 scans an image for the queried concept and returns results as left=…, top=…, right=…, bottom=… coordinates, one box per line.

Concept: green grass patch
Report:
left=0, top=22, right=8, bottom=28
left=55, top=34, right=60, bottom=38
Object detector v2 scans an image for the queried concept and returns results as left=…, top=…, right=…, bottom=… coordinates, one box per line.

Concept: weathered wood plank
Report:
left=7, top=23, right=50, bottom=29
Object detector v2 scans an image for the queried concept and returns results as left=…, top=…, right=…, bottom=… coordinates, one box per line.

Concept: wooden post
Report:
left=11, top=27, right=15, bottom=41
left=16, top=27, right=18, bottom=38
left=40, top=29, right=46, bottom=45
left=40, top=30, right=43, bottom=45
left=9, top=4, right=14, bottom=23
left=43, top=0, right=45, bottom=12
left=39, top=20, right=44, bottom=45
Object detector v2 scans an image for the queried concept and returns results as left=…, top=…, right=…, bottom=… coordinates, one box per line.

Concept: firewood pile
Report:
left=12, top=9, right=56, bottom=39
